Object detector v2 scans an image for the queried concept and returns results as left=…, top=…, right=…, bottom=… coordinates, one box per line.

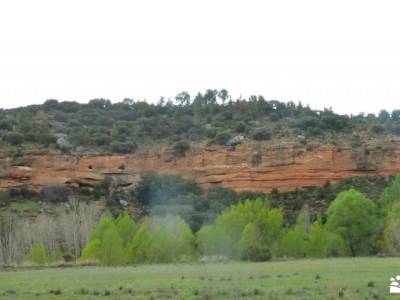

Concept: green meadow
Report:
left=0, top=257, right=398, bottom=299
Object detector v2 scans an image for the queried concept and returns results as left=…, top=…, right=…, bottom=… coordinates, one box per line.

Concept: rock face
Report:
left=1, top=143, right=400, bottom=193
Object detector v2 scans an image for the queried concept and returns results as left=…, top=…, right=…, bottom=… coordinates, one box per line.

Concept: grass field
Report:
left=0, top=257, right=398, bottom=299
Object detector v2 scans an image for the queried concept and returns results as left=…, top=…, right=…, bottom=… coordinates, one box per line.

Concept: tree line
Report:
left=1, top=90, right=400, bottom=155
left=0, top=174, right=393, bottom=265
left=16, top=176, right=400, bottom=266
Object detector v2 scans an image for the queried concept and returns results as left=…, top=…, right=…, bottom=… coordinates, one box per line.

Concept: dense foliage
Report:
left=1, top=90, right=400, bottom=153
left=2, top=174, right=399, bottom=266
left=136, top=174, right=392, bottom=229
left=24, top=243, right=62, bottom=266
left=326, top=189, right=378, bottom=256
left=76, top=178, right=400, bottom=265
left=135, top=173, right=262, bottom=231
left=197, top=199, right=282, bottom=261
left=0, top=173, right=392, bottom=233
left=268, top=175, right=392, bottom=223
left=15, top=175, right=400, bottom=265
left=81, top=213, right=195, bottom=265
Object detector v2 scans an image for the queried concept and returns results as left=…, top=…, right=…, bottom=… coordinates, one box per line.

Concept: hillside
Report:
left=1, top=90, right=399, bottom=156
left=0, top=90, right=400, bottom=195
left=1, top=94, right=399, bottom=268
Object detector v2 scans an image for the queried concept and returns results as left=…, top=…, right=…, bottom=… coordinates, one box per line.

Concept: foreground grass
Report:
left=0, top=257, right=398, bottom=299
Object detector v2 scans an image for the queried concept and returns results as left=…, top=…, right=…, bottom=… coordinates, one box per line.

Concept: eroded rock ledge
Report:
left=1, top=142, right=399, bottom=193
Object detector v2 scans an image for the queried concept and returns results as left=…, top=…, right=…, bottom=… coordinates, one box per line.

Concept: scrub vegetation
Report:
left=0, top=90, right=400, bottom=154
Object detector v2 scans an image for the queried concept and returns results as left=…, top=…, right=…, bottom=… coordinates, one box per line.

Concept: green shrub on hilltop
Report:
left=110, top=141, right=137, bottom=154
left=252, top=128, right=271, bottom=141
left=3, top=132, right=24, bottom=145
left=1, top=90, right=400, bottom=153
left=173, top=140, right=191, bottom=157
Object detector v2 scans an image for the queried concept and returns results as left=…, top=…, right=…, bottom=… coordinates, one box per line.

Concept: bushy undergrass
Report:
left=0, top=257, right=397, bottom=299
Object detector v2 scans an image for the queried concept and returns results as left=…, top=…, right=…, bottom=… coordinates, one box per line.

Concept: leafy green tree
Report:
left=80, top=239, right=102, bottom=261
left=136, top=174, right=202, bottom=206
left=214, top=131, right=232, bottom=145
left=128, top=216, right=194, bottom=263
left=235, top=122, right=247, bottom=133
left=146, top=222, right=176, bottom=263
left=205, top=186, right=238, bottom=215
left=197, top=198, right=283, bottom=259
left=47, top=248, right=63, bottom=263
left=98, top=224, right=126, bottom=266
left=218, top=89, right=229, bottom=103
left=307, top=218, right=348, bottom=257
left=217, top=198, right=282, bottom=257
left=149, top=217, right=195, bottom=263
left=175, top=91, right=191, bottom=106
left=88, top=99, right=112, bottom=109
left=43, top=99, right=59, bottom=110
left=26, top=243, right=47, bottom=266
left=93, top=177, right=112, bottom=199
left=127, top=223, right=151, bottom=263
left=93, top=134, right=111, bottom=146
left=110, top=141, right=137, bottom=154
left=3, top=132, right=24, bottom=145
left=378, top=109, right=390, bottom=122
left=89, top=215, right=114, bottom=240
left=371, top=124, right=385, bottom=135
left=0, top=119, right=13, bottom=131
left=1, top=89, right=399, bottom=151
left=173, top=141, right=190, bottom=157
left=196, top=224, right=232, bottom=257
left=274, top=207, right=347, bottom=258
left=326, top=189, right=378, bottom=256
left=252, top=128, right=271, bottom=141
left=392, top=109, right=400, bottom=121
left=275, top=227, right=307, bottom=258
left=115, top=213, right=136, bottom=247
left=379, top=176, right=400, bottom=211
left=239, top=223, right=271, bottom=261
left=81, top=215, right=126, bottom=265
left=175, top=218, right=196, bottom=257
left=275, top=211, right=308, bottom=258
left=384, top=202, right=400, bottom=254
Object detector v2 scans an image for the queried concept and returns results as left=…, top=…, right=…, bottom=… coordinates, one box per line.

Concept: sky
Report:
left=0, top=0, right=400, bottom=115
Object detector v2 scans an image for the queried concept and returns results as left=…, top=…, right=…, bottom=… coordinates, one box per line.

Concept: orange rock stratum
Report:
left=1, top=143, right=400, bottom=193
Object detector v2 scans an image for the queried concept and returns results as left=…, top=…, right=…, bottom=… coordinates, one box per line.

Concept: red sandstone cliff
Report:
left=1, top=142, right=400, bottom=193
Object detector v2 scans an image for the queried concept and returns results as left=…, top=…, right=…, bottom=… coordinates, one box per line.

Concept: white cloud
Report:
left=0, top=0, right=400, bottom=114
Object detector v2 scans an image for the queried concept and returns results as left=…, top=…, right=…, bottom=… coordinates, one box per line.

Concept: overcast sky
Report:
left=0, top=0, right=400, bottom=115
